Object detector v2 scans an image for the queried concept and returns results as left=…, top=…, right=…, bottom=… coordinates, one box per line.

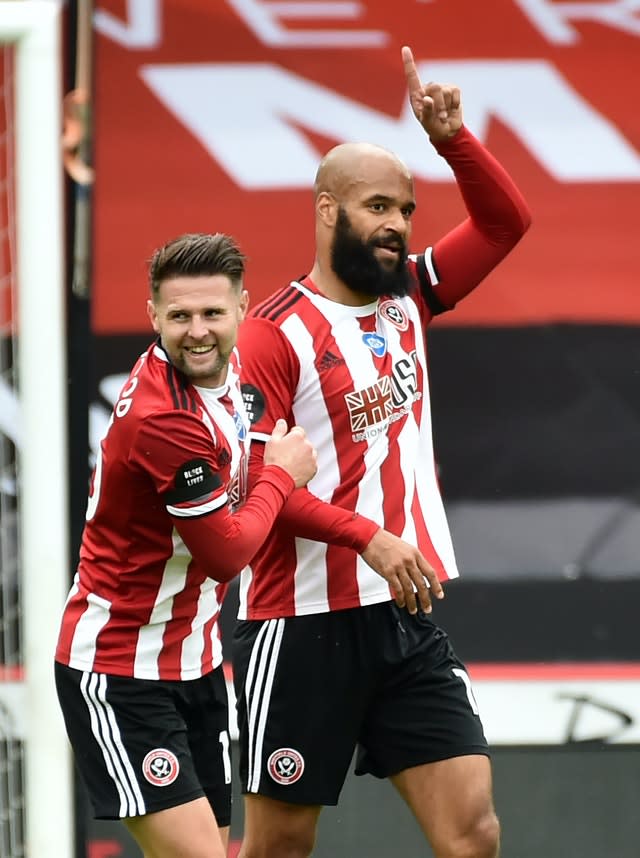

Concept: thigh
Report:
left=179, top=667, right=233, bottom=828
left=232, top=612, right=370, bottom=805
left=55, top=662, right=205, bottom=818
left=125, top=795, right=227, bottom=858
left=356, top=607, right=488, bottom=778
left=240, top=794, right=322, bottom=858
left=391, top=754, right=497, bottom=854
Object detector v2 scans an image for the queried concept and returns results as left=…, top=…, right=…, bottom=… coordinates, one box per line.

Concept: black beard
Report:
left=330, top=207, right=412, bottom=299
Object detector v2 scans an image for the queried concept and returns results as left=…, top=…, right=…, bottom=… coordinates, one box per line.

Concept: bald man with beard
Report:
left=232, top=47, right=532, bottom=858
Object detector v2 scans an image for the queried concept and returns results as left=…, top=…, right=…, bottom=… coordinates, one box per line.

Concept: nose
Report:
left=384, top=208, right=408, bottom=235
left=188, top=314, right=209, bottom=339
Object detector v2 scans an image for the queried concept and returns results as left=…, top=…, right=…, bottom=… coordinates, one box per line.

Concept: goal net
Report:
left=0, top=4, right=72, bottom=857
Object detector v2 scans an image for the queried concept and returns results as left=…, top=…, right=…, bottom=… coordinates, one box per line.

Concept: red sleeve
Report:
left=248, top=441, right=379, bottom=553
left=131, top=411, right=228, bottom=510
left=131, top=411, right=295, bottom=582
left=427, top=125, right=532, bottom=309
left=237, top=317, right=300, bottom=437
left=175, top=464, right=295, bottom=582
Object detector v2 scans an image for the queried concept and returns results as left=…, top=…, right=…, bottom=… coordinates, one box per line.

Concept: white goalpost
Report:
left=0, top=3, right=73, bottom=857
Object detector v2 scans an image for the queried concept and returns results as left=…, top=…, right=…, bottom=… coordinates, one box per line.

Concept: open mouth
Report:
left=374, top=245, right=403, bottom=265
left=186, top=344, right=215, bottom=357
left=185, top=344, right=215, bottom=361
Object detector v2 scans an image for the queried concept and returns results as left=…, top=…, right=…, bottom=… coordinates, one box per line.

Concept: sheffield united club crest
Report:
left=267, top=748, right=305, bottom=785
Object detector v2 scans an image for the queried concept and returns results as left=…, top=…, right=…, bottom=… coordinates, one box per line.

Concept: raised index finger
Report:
left=401, top=45, right=422, bottom=95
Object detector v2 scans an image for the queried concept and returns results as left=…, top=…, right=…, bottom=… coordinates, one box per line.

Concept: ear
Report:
left=146, top=298, right=161, bottom=334
left=238, top=289, right=249, bottom=322
left=316, top=191, right=338, bottom=227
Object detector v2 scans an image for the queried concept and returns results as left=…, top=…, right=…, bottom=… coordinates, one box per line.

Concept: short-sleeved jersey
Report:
left=237, top=254, right=458, bottom=619
left=56, top=341, right=250, bottom=680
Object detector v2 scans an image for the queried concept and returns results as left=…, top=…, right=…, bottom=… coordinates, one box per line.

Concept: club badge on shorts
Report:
left=142, top=748, right=180, bottom=787
left=267, top=748, right=305, bottom=785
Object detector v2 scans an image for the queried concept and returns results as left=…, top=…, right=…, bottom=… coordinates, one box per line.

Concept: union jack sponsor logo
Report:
left=344, top=377, right=392, bottom=432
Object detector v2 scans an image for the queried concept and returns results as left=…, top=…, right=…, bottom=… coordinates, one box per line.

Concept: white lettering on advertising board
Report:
left=140, top=60, right=640, bottom=186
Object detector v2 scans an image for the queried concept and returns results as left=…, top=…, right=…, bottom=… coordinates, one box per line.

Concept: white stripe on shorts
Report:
left=80, top=672, right=146, bottom=817
left=245, top=618, right=285, bottom=793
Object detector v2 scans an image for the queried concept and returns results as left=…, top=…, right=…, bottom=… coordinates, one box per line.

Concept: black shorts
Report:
left=54, top=662, right=232, bottom=824
left=232, top=601, right=488, bottom=806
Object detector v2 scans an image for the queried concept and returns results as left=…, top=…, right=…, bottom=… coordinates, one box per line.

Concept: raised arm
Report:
left=403, top=45, right=532, bottom=309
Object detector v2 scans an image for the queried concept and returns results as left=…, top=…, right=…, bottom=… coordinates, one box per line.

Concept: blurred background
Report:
left=1, top=1, right=639, bottom=856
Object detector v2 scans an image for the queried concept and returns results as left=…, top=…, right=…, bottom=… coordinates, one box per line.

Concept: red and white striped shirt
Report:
left=237, top=126, right=531, bottom=619
left=238, top=271, right=453, bottom=618
left=55, top=341, right=294, bottom=679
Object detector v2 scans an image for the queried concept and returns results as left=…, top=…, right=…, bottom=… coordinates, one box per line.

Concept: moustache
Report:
left=372, top=237, right=407, bottom=254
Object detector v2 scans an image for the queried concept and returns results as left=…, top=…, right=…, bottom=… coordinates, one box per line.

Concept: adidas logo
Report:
left=317, top=350, right=344, bottom=372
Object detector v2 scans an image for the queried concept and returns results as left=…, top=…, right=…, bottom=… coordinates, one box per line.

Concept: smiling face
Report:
left=147, top=275, right=248, bottom=388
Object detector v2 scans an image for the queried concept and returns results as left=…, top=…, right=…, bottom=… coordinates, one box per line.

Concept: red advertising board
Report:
left=93, top=0, right=640, bottom=332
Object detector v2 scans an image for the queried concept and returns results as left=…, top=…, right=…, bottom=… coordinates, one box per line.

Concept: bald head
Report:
left=314, top=143, right=412, bottom=201
left=309, top=142, right=416, bottom=303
